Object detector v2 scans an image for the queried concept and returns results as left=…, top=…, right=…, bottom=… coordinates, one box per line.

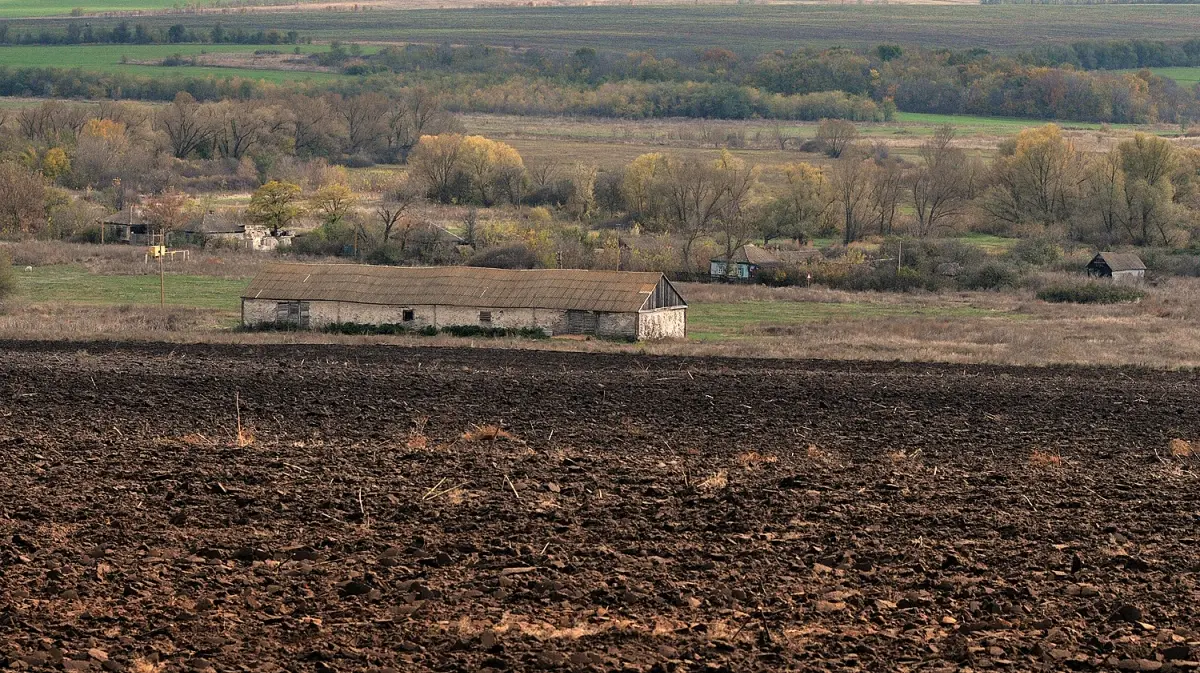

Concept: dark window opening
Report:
left=402, top=309, right=415, bottom=322
left=274, top=301, right=310, bottom=329
left=479, top=311, right=492, bottom=323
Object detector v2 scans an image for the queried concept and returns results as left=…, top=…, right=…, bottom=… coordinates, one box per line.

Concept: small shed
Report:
left=170, top=212, right=246, bottom=247
left=710, top=244, right=782, bottom=280
left=241, top=264, right=688, bottom=340
left=100, top=207, right=151, bottom=245
left=1086, top=252, right=1146, bottom=284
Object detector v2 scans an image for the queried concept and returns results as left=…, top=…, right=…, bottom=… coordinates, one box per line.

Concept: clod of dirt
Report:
left=1115, top=604, right=1144, bottom=623
left=338, top=581, right=372, bottom=598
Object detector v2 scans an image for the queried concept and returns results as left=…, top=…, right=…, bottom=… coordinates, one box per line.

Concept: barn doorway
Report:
left=566, top=310, right=599, bottom=335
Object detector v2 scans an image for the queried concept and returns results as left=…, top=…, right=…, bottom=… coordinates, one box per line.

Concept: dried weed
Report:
left=1029, top=449, right=1064, bottom=469
left=697, top=470, right=728, bottom=491
left=737, top=451, right=778, bottom=468
left=1169, top=438, right=1194, bottom=458
left=462, top=424, right=518, bottom=443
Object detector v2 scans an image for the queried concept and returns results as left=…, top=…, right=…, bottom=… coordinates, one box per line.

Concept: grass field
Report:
left=1138, top=67, right=1200, bottom=88
left=16, top=265, right=248, bottom=312
left=8, top=5, right=1200, bottom=55
left=0, top=0, right=211, bottom=18
left=0, top=43, right=339, bottom=82
left=686, top=300, right=1004, bottom=341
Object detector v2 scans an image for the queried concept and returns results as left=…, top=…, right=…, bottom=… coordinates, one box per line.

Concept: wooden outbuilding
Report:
left=1086, top=252, right=1146, bottom=284
left=709, top=244, right=782, bottom=280
left=99, top=207, right=152, bottom=245
left=241, top=263, right=688, bottom=340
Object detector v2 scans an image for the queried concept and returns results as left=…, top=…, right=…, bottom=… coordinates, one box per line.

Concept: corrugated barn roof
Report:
left=243, top=263, right=674, bottom=313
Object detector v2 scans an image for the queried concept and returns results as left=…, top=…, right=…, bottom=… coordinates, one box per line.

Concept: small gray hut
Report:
left=1086, top=252, right=1146, bottom=284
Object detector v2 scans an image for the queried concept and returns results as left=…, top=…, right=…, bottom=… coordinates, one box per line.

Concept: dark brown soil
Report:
left=1, top=341, right=1199, bottom=673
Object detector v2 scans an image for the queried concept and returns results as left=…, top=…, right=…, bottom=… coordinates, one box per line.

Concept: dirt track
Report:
left=1, top=341, right=1199, bottom=672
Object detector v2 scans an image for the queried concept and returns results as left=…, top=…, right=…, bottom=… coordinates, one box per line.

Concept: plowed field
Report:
left=2, top=341, right=1199, bottom=672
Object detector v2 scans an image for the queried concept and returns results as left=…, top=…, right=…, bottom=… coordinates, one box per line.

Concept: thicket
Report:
left=1036, top=282, right=1146, bottom=303
left=1, top=37, right=1199, bottom=123
left=0, top=250, right=15, bottom=300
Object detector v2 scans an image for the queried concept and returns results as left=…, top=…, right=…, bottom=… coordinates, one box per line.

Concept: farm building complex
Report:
left=242, top=264, right=688, bottom=340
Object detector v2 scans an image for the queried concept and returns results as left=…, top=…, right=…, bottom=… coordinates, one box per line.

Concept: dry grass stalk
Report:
left=888, top=449, right=921, bottom=463
left=737, top=451, right=778, bottom=468
left=234, top=392, right=254, bottom=448
left=462, top=424, right=517, bottom=443
left=406, top=415, right=430, bottom=450
left=697, top=470, right=728, bottom=491
left=1029, top=449, right=1064, bottom=468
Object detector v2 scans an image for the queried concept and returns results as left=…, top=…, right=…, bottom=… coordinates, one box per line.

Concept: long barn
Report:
left=241, top=263, right=687, bottom=340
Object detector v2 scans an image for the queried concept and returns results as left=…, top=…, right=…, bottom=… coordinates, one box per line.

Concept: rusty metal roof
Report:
left=243, top=263, right=675, bottom=313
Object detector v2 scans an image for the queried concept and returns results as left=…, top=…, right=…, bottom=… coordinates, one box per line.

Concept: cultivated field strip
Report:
left=0, top=342, right=1198, bottom=671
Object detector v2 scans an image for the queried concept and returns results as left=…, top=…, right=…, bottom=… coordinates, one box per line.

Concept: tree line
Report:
left=1, top=38, right=1200, bottom=124
left=0, top=21, right=305, bottom=46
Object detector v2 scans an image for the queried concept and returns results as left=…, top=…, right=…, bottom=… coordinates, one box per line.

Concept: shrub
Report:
left=468, top=244, right=538, bottom=269
left=1036, top=282, right=1145, bottom=304
left=1010, top=237, right=1063, bottom=267
left=959, top=262, right=1021, bottom=290
left=438, top=325, right=549, bottom=339
left=0, top=250, right=15, bottom=301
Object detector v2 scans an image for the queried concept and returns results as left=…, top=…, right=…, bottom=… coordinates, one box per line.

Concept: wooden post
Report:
left=159, top=253, right=165, bottom=309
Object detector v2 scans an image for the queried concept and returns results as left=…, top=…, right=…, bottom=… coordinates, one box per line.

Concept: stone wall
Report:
left=242, top=299, right=681, bottom=340
left=637, top=307, right=687, bottom=340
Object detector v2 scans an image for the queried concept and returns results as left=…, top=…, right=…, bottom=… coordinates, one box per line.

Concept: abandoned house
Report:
left=1086, top=252, right=1146, bottom=284
left=709, top=244, right=782, bottom=280
left=241, top=263, right=688, bottom=340
left=169, top=212, right=246, bottom=247
left=100, top=207, right=152, bottom=245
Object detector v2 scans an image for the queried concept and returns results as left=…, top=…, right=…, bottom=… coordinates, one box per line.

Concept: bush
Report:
left=438, top=325, right=549, bottom=339
left=1010, top=237, right=1063, bottom=267
left=320, top=322, right=547, bottom=339
left=959, top=262, right=1021, bottom=290
left=468, top=244, right=538, bottom=269
left=0, top=251, right=15, bottom=301
left=1036, top=282, right=1145, bottom=304
left=317, top=322, right=438, bottom=336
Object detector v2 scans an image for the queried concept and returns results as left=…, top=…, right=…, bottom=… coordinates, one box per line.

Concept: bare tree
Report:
left=213, top=101, right=284, bottom=160
left=816, top=119, right=859, bottom=158
left=0, top=163, right=48, bottom=235
left=376, top=177, right=423, bottom=248
left=870, top=145, right=906, bottom=236
left=829, top=147, right=874, bottom=244
left=385, top=87, right=461, bottom=163
left=333, top=93, right=388, bottom=156
left=910, top=125, right=971, bottom=237
left=158, top=93, right=214, bottom=159
left=658, top=152, right=755, bottom=273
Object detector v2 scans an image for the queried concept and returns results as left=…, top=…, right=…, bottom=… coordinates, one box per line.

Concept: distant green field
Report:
left=0, top=44, right=340, bottom=82
left=687, top=300, right=1003, bottom=341
left=6, top=4, right=1200, bottom=54
left=0, top=0, right=211, bottom=18
left=17, top=265, right=248, bottom=312
left=1138, top=67, right=1200, bottom=87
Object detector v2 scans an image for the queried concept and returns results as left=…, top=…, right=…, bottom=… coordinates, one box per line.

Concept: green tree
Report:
left=309, top=183, right=356, bottom=226
left=248, top=181, right=304, bottom=234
